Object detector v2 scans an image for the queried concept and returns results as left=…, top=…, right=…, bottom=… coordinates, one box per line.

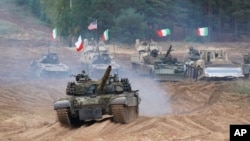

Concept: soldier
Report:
left=75, top=70, right=90, bottom=82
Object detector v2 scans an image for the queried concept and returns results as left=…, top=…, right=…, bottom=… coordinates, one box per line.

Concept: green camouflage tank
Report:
left=54, top=66, right=141, bottom=126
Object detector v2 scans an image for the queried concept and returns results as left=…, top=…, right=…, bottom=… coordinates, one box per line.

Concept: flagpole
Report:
left=48, top=40, right=51, bottom=55
left=113, top=44, right=118, bottom=74
left=96, top=19, right=100, bottom=58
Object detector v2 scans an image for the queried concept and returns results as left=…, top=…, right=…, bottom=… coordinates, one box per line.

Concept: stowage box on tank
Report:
left=53, top=65, right=140, bottom=126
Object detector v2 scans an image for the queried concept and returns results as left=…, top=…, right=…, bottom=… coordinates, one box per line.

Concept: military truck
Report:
left=131, top=39, right=185, bottom=81
left=30, top=53, right=71, bottom=77
left=81, top=39, right=121, bottom=79
left=54, top=66, right=140, bottom=126
left=185, top=48, right=244, bottom=80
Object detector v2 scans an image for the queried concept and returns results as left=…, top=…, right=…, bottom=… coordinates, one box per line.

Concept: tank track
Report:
left=56, top=108, right=71, bottom=126
left=111, top=105, right=138, bottom=124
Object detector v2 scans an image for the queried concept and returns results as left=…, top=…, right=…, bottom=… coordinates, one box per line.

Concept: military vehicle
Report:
left=185, top=48, right=244, bottom=80
left=152, top=45, right=185, bottom=81
left=131, top=39, right=185, bottom=81
left=54, top=66, right=140, bottom=126
left=81, top=39, right=121, bottom=79
left=242, top=53, right=250, bottom=78
left=30, top=53, right=71, bottom=77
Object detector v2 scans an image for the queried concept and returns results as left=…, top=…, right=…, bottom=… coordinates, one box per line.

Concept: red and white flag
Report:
left=88, top=20, right=97, bottom=30
left=75, top=35, right=84, bottom=52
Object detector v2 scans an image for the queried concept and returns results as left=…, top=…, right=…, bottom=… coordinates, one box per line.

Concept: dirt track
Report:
left=0, top=7, right=250, bottom=141
left=0, top=45, right=249, bottom=141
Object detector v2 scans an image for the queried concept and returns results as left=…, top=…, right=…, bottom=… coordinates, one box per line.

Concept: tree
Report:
left=113, top=8, right=147, bottom=44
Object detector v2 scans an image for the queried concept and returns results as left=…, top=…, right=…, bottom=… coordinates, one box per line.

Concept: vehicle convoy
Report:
left=184, top=47, right=244, bottom=80
left=30, top=53, right=71, bottom=77
left=242, top=53, right=250, bottom=78
left=81, top=39, right=121, bottom=79
left=131, top=39, right=185, bottom=81
left=54, top=66, right=140, bottom=126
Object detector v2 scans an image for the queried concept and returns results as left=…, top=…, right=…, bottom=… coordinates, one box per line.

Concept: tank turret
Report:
left=96, top=65, right=112, bottom=93
left=161, top=45, right=178, bottom=64
left=30, top=53, right=71, bottom=78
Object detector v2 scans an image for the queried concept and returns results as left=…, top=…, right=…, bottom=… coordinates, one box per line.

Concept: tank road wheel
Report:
left=111, top=105, right=138, bottom=124
left=56, top=108, right=79, bottom=127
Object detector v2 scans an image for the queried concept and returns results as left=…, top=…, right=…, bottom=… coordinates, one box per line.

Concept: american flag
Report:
left=88, top=20, right=97, bottom=30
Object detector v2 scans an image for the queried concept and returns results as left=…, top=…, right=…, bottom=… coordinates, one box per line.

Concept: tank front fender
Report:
left=111, top=97, right=127, bottom=105
left=111, top=97, right=138, bottom=106
left=54, top=100, right=71, bottom=110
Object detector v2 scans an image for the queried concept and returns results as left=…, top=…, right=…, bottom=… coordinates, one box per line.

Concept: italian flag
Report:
left=157, top=28, right=170, bottom=37
left=102, top=29, right=109, bottom=41
left=197, top=27, right=208, bottom=36
left=52, top=28, right=57, bottom=39
left=75, top=35, right=84, bottom=52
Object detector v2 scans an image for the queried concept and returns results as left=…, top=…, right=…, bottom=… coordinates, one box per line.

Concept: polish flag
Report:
left=75, top=35, right=84, bottom=52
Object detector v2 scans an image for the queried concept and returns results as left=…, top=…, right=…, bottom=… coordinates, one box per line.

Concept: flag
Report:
left=75, top=35, right=84, bottom=52
left=197, top=27, right=208, bottom=36
left=88, top=20, right=97, bottom=30
left=157, top=28, right=170, bottom=37
left=102, top=29, right=109, bottom=41
left=52, top=28, right=57, bottom=39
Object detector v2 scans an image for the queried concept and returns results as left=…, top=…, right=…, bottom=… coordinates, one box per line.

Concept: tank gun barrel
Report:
left=165, top=45, right=172, bottom=58
left=97, top=65, right=112, bottom=93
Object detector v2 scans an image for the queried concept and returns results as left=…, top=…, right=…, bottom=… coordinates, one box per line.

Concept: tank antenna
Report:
left=113, top=44, right=119, bottom=75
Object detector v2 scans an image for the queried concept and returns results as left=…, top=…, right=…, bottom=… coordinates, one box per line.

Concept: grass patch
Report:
left=229, top=79, right=250, bottom=95
left=0, top=20, right=21, bottom=35
left=0, top=111, right=13, bottom=120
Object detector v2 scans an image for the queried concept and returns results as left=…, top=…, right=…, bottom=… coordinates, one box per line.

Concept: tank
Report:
left=53, top=65, right=140, bottom=126
left=30, top=53, right=71, bottom=77
left=81, top=39, right=121, bottom=79
left=131, top=39, right=185, bottom=81
left=185, top=48, right=244, bottom=80
left=152, top=45, right=185, bottom=81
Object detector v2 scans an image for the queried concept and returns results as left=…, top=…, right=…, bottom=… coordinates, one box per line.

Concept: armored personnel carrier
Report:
left=131, top=39, right=185, bottom=81
left=185, top=48, right=244, bottom=80
left=30, top=53, right=71, bottom=77
left=81, top=39, right=121, bottom=79
left=54, top=66, right=140, bottom=126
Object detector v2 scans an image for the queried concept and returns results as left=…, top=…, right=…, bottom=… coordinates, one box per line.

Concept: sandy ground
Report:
left=0, top=7, right=250, bottom=141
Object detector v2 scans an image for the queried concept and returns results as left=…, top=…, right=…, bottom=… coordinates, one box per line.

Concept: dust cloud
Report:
left=121, top=69, right=171, bottom=116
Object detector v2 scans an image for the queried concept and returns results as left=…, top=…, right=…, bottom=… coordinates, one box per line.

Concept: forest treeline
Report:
left=14, top=0, right=250, bottom=43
